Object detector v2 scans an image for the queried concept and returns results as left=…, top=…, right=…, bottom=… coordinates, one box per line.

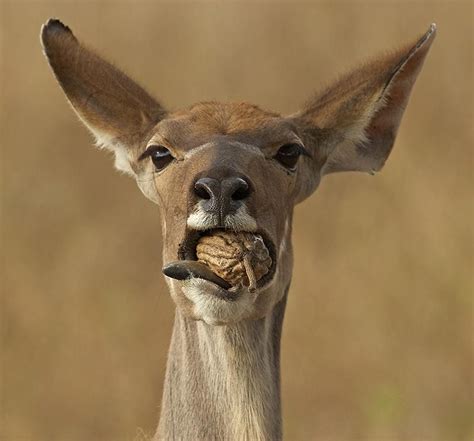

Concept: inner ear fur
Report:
left=41, top=18, right=166, bottom=174
left=294, top=24, right=436, bottom=176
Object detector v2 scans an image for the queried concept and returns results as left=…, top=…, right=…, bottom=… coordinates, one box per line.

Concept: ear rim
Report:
left=380, top=23, right=437, bottom=101
left=40, top=18, right=167, bottom=176
left=292, top=23, right=437, bottom=178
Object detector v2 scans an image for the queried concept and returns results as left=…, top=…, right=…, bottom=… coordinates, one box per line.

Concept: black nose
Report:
left=194, top=176, right=251, bottom=215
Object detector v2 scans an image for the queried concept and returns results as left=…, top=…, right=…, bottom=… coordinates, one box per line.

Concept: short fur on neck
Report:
left=156, top=290, right=288, bottom=441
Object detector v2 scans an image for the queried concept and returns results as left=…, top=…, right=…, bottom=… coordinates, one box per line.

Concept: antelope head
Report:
left=41, top=19, right=436, bottom=326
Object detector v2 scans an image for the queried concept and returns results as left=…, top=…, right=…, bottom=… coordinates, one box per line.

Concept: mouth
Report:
left=162, top=228, right=277, bottom=300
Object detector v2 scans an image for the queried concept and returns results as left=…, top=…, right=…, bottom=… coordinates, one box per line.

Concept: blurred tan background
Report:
left=1, top=1, right=472, bottom=440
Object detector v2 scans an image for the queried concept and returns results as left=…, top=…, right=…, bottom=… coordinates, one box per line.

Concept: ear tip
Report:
left=421, top=23, right=437, bottom=46
left=427, top=22, right=437, bottom=38
left=42, top=18, right=72, bottom=35
left=407, top=23, right=436, bottom=58
left=40, top=18, right=75, bottom=47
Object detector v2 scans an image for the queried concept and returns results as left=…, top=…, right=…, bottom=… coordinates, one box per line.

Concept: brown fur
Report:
left=41, top=18, right=436, bottom=440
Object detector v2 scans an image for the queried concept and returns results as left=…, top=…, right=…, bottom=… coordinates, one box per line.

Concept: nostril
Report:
left=232, top=187, right=249, bottom=201
left=194, top=182, right=212, bottom=200
left=231, top=178, right=250, bottom=201
left=194, top=178, right=220, bottom=201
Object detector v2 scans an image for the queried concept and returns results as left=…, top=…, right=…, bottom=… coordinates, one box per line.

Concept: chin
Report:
left=180, top=278, right=258, bottom=325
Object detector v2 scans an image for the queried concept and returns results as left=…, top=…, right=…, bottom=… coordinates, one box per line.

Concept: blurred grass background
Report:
left=1, top=1, right=472, bottom=440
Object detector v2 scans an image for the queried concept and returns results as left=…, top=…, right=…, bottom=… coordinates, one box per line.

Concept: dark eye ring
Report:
left=139, top=145, right=174, bottom=171
left=273, top=143, right=307, bottom=170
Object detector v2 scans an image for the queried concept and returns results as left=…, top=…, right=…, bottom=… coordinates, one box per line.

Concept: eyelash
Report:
left=139, top=146, right=162, bottom=161
left=273, top=143, right=311, bottom=170
left=287, top=144, right=311, bottom=158
left=139, top=145, right=174, bottom=171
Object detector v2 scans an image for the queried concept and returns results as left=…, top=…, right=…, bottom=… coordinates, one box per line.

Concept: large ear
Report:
left=41, top=19, right=166, bottom=175
left=294, top=24, right=436, bottom=177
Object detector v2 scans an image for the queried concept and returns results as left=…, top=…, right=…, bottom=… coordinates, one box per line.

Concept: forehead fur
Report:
left=152, top=102, right=297, bottom=152
left=170, top=102, right=280, bottom=133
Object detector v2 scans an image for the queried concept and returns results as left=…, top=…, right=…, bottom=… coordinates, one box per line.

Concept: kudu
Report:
left=41, top=18, right=436, bottom=440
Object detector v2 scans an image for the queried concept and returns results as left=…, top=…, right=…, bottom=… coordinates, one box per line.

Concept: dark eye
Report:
left=274, top=143, right=304, bottom=170
left=140, top=145, right=174, bottom=171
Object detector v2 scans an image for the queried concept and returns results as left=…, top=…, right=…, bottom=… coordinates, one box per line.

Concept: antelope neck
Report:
left=155, top=290, right=288, bottom=441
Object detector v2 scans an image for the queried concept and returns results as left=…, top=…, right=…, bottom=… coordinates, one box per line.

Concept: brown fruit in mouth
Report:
left=196, top=230, right=272, bottom=291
